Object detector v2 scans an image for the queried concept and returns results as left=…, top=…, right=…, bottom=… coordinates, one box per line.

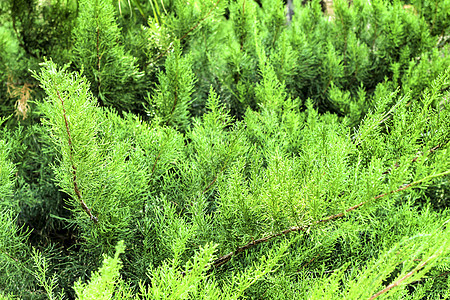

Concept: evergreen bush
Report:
left=72, top=0, right=145, bottom=111
left=0, top=0, right=449, bottom=298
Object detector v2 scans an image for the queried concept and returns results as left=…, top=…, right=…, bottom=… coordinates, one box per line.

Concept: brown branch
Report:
left=56, top=89, right=98, bottom=223
left=212, top=170, right=450, bottom=268
left=382, top=145, right=440, bottom=174
left=202, top=155, right=232, bottom=195
left=429, top=145, right=440, bottom=153
left=369, top=256, right=434, bottom=299
left=202, top=173, right=220, bottom=195
left=151, top=151, right=162, bottom=176
left=179, top=0, right=221, bottom=41
left=0, top=249, right=19, bottom=263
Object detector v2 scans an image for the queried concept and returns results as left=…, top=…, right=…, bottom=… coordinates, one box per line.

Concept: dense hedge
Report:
left=0, top=0, right=449, bottom=298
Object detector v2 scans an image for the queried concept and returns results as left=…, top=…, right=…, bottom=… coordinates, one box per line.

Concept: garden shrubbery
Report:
left=0, top=0, right=449, bottom=298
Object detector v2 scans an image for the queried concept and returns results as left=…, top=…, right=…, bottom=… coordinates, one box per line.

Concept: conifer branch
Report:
left=323, top=76, right=333, bottom=96
left=0, top=249, right=19, bottom=263
left=202, top=161, right=228, bottom=195
left=240, top=0, right=245, bottom=51
left=212, top=170, right=450, bottom=268
left=151, top=151, right=162, bottom=176
left=56, top=89, right=98, bottom=223
left=382, top=144, right=440, bottom=174
left=147, top=137, right=169, bottom=185
left=202, top=129, right=243, bottom=195
left=96, top=26, right=101, bottom=72
left=168, top=87, right=178, bottom=124
left=430, top=0, right=438, bottom=32
left=150, top=0, right=221, bottom=63
left=179, top=0, right=221, bottom=41
left=369, top=255, right=435, bottom=299
left=167, top=66, right=179, bottom=126
left=95, top=23, right=103, bottom=103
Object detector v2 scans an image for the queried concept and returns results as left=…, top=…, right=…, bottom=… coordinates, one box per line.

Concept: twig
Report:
left=212, top=169, right=450, bottom=268
left=369, top=256, right=435, bottom=299
left=151, top=151, right=162, bottom=177
left=166, top=61, right=179, bottom=127
left=382, top=145, right=440, bottom=174
left=201, top=128, right=243, bottom=195
left=297, top=255, right=318, bottom=271
left=179, top=0, right=221, bottom=41
left=56, top=89, right=98, bottom=223
left=96, top=22, right=103, bottom=104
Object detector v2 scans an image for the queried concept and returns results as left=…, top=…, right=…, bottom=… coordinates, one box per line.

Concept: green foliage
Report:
left=11, top=124, right=66, bottom=240
left=7, top=0, right=75, bottom=60
left=411, top=0, right=450, bottom=37
left=0, top=124, right=15, bottom=207
left=147, top=40, right=196, bottom=130
left=308, top=222, right=450, bottom=299
left=72, top=0, right=144, bottom=111
left=0, top=0, right=449, bottom=299
left=34, top=61, right=145, bottom=257
left=74, top=240, right=125, bottom=300
left=31, top=247, right=63, bottom=300
left=74, top=239, right=289, bottom=300
left=0, top=0, right=77, bottom=121
left=0, top=120, right=37, bottom=297
left=0, top=209, right=34, bottom=297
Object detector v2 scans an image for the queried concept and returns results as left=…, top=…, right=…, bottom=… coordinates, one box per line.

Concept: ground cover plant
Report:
left=0, top=0, right=449, bottom=298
